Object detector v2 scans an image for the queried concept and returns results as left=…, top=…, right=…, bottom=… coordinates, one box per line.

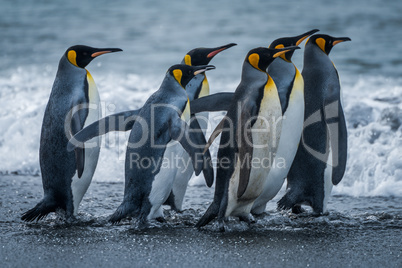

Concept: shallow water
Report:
left=1, top=175, right=401, bottom=267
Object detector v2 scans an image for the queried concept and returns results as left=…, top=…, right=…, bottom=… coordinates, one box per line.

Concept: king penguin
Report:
left=195, top=46, right=299, bottom=231
left=165, top=43, right=237, bottom=212
left=251, top=29, right=319, bottom=215
left=68, top=64, right=215, bottom=227
left=277, top=34, right=350, bottom=214
left=21, top=45, right=122, bottom=222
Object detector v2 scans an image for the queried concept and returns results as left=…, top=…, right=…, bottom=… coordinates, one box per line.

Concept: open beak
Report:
left=273, top=46, right=300, bottom=58
left=295, top=29, right=320, bottom=46
left=194, top=65, right=216, bottom=75
left=91, top=48, right=123, bottom=58
left=207, top=43, right=237, bottom=58
left=332, top=37, right=351, bottom=46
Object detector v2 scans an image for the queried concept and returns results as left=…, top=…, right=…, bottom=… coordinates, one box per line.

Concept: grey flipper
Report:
left=67, top=109, right=140, bottom=152
left=237, top=103, right=257, bottom=198
left=169, top=116, right=214, bottom=187
left=324, top=77, right=347, bottom=185
left=203, top=118, right=227, bottom=154
left=70, top=101, right=89, bottom=178
left=190, top=92, right=234, bottom=114
left=324, top=99, right=347, bottom=185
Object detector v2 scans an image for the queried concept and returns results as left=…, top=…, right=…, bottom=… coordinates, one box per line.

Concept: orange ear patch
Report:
left=248, top=53, right=260, bottom=70
left=316, top=38, right=326, bottom=52
left=67, top=50, right=78, bottom=67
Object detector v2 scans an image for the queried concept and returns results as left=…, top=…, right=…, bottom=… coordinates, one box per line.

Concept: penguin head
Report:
left=183, top=43, right=237, bottom=66
left=65, top=45, right=123, bottom=68
left=307, top=34, right=351, bottom=55
left=168, top=64, right=216, bottom=88
left=269, top=29, right=319, bottom=62
left=246, top=46, right=300, bottom=71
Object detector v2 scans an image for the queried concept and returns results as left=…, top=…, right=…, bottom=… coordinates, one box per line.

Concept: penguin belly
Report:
left=148, top=102, right=191, bottom=219
left=71, top=72, right=101, bottom=214
left=170, top=78, right=210, bottom=210
left=147, top=141, right=184, bottom=220
left=252, top=75, right=304, bottom=214
left=226, top=87, right=282, bottom=218
left=170, top=111, right=209, bottom=210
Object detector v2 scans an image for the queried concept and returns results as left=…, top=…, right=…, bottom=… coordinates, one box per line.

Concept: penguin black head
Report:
left=269, top=29, right=319, bottom=62
left=246, top=46, right=300, bottom=71
left=307, top=34, right=351, bottom=55
left=65, top=45, right=123, bottom=68
left=168, top=64, right=216, bottom=88
left=183, top=43, right=237, bottom=66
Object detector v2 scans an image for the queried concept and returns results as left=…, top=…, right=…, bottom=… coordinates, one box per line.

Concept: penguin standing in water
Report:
left=68, top=44, right=237, bottom=213
left=165, top=43, right=237, bottom=212
left=195, top=46, right=299, bottom=231
left=278, top=34, right=350, bottom=214
left=69, top=64, right=215, bottom=226
left=21, top=45, right=122, bottom=222
left=251, top=29, right=319, bottom=215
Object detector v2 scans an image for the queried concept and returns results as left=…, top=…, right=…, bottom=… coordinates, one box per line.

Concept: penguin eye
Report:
left=83, top=52, right=88, bottom=56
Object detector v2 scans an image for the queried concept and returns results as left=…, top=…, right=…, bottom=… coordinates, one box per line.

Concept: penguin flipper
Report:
left=237, top=104, right=256, bottom=198
left=195, top=201, right=220, bottom=228
left=67, top=109, right=141, bottom=152
left=203, top=117, right=227, bottom=154
left=188, top=117, right=214, bottom=187
left=324, top=94, right=347, bottom=185
left=70, top=102, right=89, bottom=178
left=169, top=116, right=214, bottom=187
left=332, top=109, right=347, bottom=185
left=190, top=92, right=234, bottom=114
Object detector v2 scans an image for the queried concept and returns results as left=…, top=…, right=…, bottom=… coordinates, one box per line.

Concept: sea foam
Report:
left=0, top=68, right=400, bottom=197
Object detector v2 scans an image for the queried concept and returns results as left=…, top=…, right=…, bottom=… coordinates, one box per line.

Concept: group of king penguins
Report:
left=21, top=29, right=351, bottom=232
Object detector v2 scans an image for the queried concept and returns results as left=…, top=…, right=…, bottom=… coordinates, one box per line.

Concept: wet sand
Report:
left=1, top=175, right=401, bottom=267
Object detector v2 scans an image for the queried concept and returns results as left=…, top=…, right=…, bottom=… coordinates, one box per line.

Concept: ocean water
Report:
left=0, top=0, right=401, bottom=201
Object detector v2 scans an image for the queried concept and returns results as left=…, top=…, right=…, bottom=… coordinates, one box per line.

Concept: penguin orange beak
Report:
left=296, top=29, right=320, bottom=46
left=272, top=46, right=300, bottom=58
left=207, top=43, right=237, bottom=58
left=91, top=48, right=123, bottom=58
left=332, top=37, right=351, bottom=46
left=194, top=65, right=216, bottom=75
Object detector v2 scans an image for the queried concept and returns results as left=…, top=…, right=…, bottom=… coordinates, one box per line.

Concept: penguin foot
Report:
left=277, top=191, right=298, bottom=211
left=21, top=198, right=57, bottom=222
left=291, top=205, right=305, bottom=214
left=251, top=204, right=267, bottom=216
left=238, top=215, right=256, bottom=225
left=155, top=217, right=166, bottom=223
left=218, top=220, right=226, bottom=232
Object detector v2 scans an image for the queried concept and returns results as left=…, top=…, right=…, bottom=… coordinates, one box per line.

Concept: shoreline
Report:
left=0, top=176, right=401, bottom=267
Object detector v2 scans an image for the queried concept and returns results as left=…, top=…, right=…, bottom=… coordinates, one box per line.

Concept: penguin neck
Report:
left=303, top=43, right=333, bottom=70
left=185, top=73, right=207, bottom=101
left=56, top=55, right=87, bottom=84
left=239, top=62, right=268, bottom=92
left=161, top=74, right=188, bottom=98
left=268, top=58, right=297, bottom=114
left=302, top=43, right=337, bottom=117
left=57, top=55, right=87, bottom=76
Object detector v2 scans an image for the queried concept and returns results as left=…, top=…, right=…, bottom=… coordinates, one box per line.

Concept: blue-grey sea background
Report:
left=0, top=1, right=401, bottom=267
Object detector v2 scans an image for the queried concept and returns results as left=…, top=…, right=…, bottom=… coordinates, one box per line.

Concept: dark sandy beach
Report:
left=1, top=175, right=401, bottom=268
